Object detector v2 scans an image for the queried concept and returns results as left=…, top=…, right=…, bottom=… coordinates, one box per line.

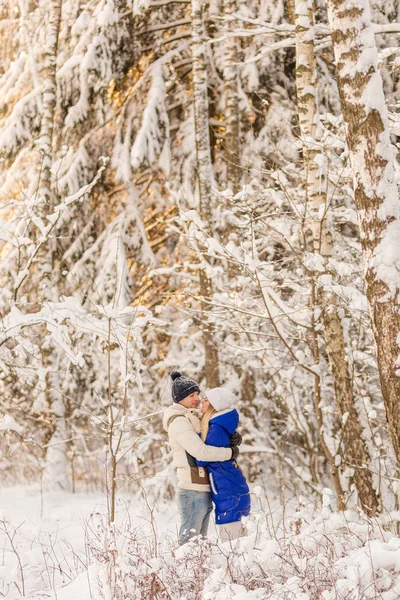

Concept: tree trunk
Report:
left=286, top=0, right=296, bottom=25
left=295, top=0, right=378, bottom=515
left=42, top=386, right=70, bottom=491
left=39, top=0, right=62, bottom=204
left=35, top=0, right=62, bottom=300
left=311, top=280, right=346, bottom=510
left=223, top=0, right=240, bottom=195
left=191, top=0, right=221, bottom=387
left=191, top=0, right=215, bottom=228
left=326, top=0, right=400, bottom=469
left=39, top=0, right=71, bottom=491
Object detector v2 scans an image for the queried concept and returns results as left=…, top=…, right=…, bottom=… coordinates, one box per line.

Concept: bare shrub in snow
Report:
left=79, top=497, right=400, bottom=600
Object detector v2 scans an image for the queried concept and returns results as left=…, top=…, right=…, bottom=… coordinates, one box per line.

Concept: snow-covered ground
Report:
left=0, top=486, right=180, bottom=599
left=3, top=486, right=400, bottom=599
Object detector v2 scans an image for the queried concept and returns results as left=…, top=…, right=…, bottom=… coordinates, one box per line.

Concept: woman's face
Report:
left=200, top=397, right=210, bottom=414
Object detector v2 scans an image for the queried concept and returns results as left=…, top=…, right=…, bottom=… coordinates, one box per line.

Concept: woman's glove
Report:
left=230, top=431, right=242, bottom=446
left=231, top=445, right=240, bottom=461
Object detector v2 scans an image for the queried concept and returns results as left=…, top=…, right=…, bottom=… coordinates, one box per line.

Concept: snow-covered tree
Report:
left=1, top=0, right=400, bottom=514
left=326, top=0, right=400, bottom=470
left=294, top=0, right=378, bottom=514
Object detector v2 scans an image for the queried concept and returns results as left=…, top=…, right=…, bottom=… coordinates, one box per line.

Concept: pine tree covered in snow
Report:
left=1, top=0, right=400, bottom=522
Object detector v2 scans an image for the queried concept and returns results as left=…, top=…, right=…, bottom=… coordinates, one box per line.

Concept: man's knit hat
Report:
left=171, top=371, right=200, bottom=403
left=206, top=387, right=236, bottom=412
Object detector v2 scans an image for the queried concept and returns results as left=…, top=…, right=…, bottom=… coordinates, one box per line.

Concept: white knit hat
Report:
left=206, top=387, right=236, bottom=412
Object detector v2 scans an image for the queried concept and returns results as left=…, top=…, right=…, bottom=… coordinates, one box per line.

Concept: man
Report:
left=163, top=371, right=239, bottom=545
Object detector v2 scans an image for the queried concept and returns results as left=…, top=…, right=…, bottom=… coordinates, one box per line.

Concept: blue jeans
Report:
left=177, top=489, right=213, bottom=545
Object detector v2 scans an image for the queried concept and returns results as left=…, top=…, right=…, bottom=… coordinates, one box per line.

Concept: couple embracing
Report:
left=163, top=371, right=251, bottom=545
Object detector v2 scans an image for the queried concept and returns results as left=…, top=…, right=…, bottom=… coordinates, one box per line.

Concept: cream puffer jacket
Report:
left=163, top=403, right=233, bottom=492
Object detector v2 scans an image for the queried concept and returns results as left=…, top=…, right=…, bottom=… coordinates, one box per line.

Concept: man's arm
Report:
left=195, top=431, right=240, bottom=466
left=196, top=424, right=225, bottom=467
left=170, top=418, right=232, bottom=462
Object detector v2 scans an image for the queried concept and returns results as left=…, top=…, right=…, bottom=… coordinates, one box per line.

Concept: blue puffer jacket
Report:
left=196, top=409, right=251, bottom=525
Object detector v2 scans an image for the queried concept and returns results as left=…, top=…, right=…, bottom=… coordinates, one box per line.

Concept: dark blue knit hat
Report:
left=171, top=371, right=200, bottom=403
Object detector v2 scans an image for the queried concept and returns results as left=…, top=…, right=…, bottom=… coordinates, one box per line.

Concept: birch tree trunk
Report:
left=223, top=0, right=240, bottom=194
left=191, top=0, right=221, bottom=387
left=326, top=0, right=400, bottom=469
left=35, top=0, right=62, bottom=299
left=295, top=0, right=379, bottom=515
left=39, top=0, right=62, bottom=204
left=39, top=0, right=70, bottom=491
left=42, top=383, right=70, bottom=491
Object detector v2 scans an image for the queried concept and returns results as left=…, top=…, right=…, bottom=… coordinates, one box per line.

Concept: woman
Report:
left=196, top=387, right=251, bottom=543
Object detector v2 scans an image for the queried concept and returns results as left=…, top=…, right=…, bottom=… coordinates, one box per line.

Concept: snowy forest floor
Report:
left=2, top=486, right=400, bottom=599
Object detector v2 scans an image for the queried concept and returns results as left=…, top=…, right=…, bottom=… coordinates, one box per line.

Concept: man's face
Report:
left=179, top=391, right=200, bottom=409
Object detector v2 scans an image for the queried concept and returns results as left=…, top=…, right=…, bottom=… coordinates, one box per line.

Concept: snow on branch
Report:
left=0, top=297, right=150, bottom=382
left=130, top=65, right=170, bottom=173
left=66, top=182, right=154, bottom=306
left=0, top=89, right=42, bottom=157
left=113, top=64, right=170, bottom=183
left=12, top=162, right=107, bottom=297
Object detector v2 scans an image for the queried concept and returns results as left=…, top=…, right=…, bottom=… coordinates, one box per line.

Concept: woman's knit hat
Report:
left=171, top=371, right=200, bottom=403
left=206, top=387, right=236, bottom=412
